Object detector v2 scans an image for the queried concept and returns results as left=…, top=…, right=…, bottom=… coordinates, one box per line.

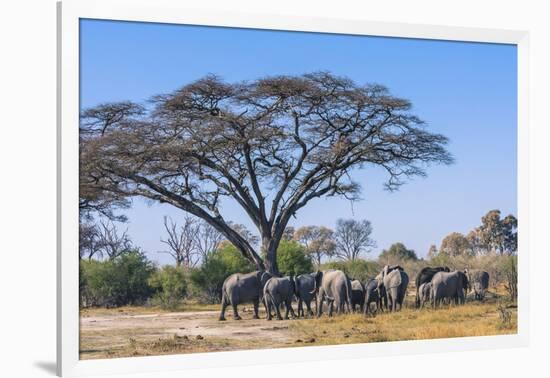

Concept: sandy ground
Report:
left=81, top=308, right=292, bottom=341
left=80, top=307, right=297, bottom=359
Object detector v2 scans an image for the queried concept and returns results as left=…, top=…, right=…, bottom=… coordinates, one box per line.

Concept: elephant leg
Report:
left=306, top=301, right=314, bottom=317
left=275, top=301, right=283, bottom=320
left=252, top=298, right=260, bottom=319
left=317, top=293, right=324, bottom=317
left=219, top=298, right=228, bottom=321
left=266, top=300, right=273, bottom=321
left=284, top=303, right=289, bottom=320
left=263, top=297, right=271, bottom=320
left=328, top=300, right=334, bottom=317
left=287, top=299, right=297, bottom=319
left=232, top=303, right=241, bottom=320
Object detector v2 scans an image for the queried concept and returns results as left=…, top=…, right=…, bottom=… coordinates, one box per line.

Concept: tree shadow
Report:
left=34, top=361, right=56, bottom=375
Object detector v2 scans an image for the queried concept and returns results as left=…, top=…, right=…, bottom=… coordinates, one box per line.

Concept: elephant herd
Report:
left=218, top=266, right=490, bottom=321
left=415, top=267, right=490, bottom=309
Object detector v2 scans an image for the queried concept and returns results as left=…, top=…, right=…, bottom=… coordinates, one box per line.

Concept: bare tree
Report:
left=294, top=226, right=336, bottom=265
left=159, top=216, right=199, bottom=267
left=96, top=220, right=132, bottom=260
left=195, top=220, right=224, bottom=263
left=334, top=219, right=376, bottom=261
left=79, top=222, right=101, bottom=260
left=80, top=72, right=452, bottom=274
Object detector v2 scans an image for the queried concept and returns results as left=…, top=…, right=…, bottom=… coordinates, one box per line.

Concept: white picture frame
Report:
left=57, top=0, right=530, bottom=376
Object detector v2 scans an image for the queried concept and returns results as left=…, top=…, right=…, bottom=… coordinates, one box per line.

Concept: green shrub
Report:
left=321, top=259, right=380, bottom=282
left=80, top=249, right=155, bottom=307
left=149, top=266, right=188, bottom=310
left=189, top=242, right=254, bottom=303
left=277, top=240, right=313, bottom=276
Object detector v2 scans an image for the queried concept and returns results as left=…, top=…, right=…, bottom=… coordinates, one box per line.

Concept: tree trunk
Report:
left=262, top=238, right=280, bottom=276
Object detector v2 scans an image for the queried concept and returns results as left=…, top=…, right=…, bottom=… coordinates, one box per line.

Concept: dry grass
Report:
left=289, top=298, right=517, bottom=347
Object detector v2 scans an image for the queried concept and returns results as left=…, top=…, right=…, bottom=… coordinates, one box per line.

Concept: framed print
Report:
left=57, top=1, right=529, bottom=376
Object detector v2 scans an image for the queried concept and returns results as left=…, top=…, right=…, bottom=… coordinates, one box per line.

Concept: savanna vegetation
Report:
left=78, top=73, right=518, bottom=359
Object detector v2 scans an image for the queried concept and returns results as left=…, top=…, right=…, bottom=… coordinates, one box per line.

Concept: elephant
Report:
left=312, top=270, right=352, bottom=317
left=295, top=273, right=317, bottom=317
left=415, top=266, right=450, bottom=307
left=379, top=265, right=409, bottom=312
left=374, top=272, right=388, bottom=311
left=263, top=276, right=297, bottom=320
left=363, top=278, right=381, bottom=315
left=350, top=279, right=365, bottom=312
left=431, top=270, right=469, bottom=307
left=469, top=270, right=490, bottom=300
left=418, top=282, right=432, bottom=309
left=219, top=270, right=272, bottom=321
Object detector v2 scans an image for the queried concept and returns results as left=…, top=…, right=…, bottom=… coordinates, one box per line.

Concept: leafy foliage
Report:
left=80, top=249, right=155, bottom=307
left=148, top=266, right=188, bottom=309
left=439, top=232, right=473, bottom=257
left=276, top=240, right=314, bottom=276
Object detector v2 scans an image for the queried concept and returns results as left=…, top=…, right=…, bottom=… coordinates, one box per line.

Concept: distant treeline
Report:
left=80, top=241, right=517, bottom=309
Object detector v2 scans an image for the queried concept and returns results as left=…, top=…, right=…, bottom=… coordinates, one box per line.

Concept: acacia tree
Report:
left=80, top=72, right=452, bottom=274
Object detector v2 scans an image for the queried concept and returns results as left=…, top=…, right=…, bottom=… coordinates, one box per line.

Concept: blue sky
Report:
left=80, top=19, right=517, bottom=264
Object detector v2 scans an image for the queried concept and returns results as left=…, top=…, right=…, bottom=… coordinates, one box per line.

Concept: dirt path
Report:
left=80, top=308, right=295, bottom=359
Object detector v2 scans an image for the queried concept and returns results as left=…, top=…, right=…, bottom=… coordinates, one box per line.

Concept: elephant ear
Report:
left=383, top=265, right=389, bottom=277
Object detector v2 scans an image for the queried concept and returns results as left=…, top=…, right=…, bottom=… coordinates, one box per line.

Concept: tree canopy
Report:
left=439, top=232, right=473, bottom=257
left=378, top=242, right=418, bottom=263
left=80, top=72, right=452, bottom=274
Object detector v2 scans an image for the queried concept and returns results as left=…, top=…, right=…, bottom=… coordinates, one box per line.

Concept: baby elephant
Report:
left=418, top=282, right=432, bottom=309
left=350, top=279, right=365, bottom=312
left=263, top=276, right=297, bottom=320
left=363, top=279, right=380, bottom=315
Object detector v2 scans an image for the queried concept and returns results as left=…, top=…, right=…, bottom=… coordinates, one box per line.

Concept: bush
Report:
left=80, top=249, right=155, bottom=307
left=277, top=240, right=313, bottom=276
left=149, top=266, right=188, bottom=309
left=189, top=242, right=254, bottom=303
left=321, top=259, right=380, bottom=282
